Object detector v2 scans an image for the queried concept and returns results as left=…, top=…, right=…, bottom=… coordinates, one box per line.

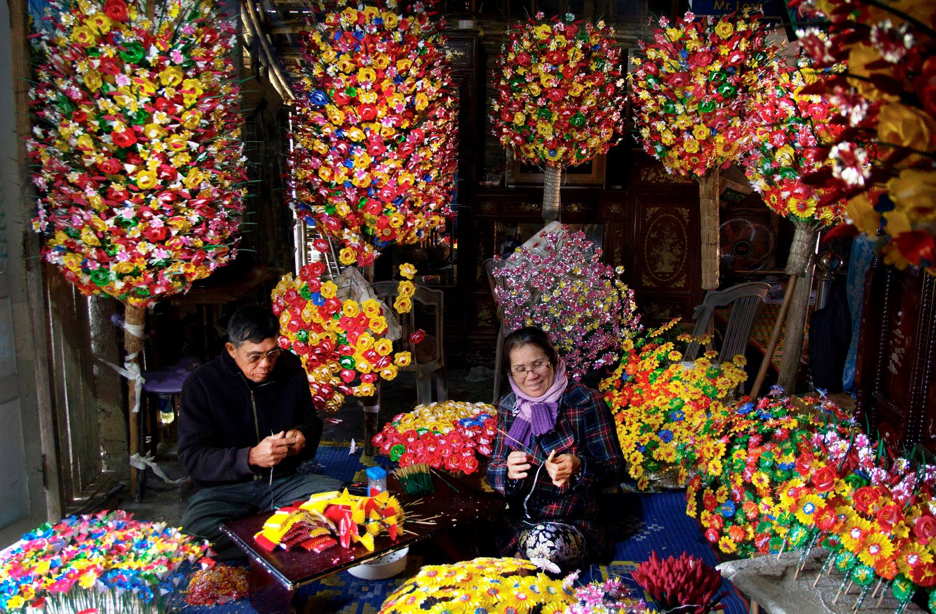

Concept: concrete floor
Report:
left=116, top=367, right=497, bottom=528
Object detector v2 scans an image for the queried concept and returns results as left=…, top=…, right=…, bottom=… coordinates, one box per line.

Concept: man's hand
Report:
left=249, top=432, right=290, bottom=468
left=506, top=450, right=533, bottom=480
left=284, top=429, right=306, bottom=456
left=544, top=450, right=581, bottom=487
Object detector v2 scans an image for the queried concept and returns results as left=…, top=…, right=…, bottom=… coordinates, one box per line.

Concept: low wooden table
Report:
left=221, top=474, right=506, bottom=613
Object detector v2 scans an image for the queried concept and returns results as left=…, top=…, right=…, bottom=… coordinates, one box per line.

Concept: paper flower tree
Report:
left=271, top=261, right=418, bottom=411
left=289, top=0, right=458, bottom=267
left=492, top=12, right=625, bottom=221
left=29, top=0, right=246, bottom=307
left=742, top=58, right=847, bottom=393
left=789, top=0, right=936, bottom=275
left=629, top=9, right=776, bottom=288
left=27, top=0, right=246, bottom=494
left=492, top=229, right=641, bottom=380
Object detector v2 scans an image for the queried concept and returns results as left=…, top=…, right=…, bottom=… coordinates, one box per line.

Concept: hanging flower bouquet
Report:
left=372, top=401, right=497, bottom=475
left=629, top=9, right=776, bottom=180
left=379, top=557, right=577, bottom=613
left=790, top=0, right=936, bottom=273
left=743, top=60, right=846, bottom=228
left=491, top=12, right=625, bottom=218
left=289, top=0, right=458, bottom=267
left=28, top=0, right=246, bottom=307
left=0, top=511, right=211, bottom=612
left=271, top=262, right=419, bottom=411
left=492, top=230, right=640, bottom=381
left=598, top=320, right=747, bottom=490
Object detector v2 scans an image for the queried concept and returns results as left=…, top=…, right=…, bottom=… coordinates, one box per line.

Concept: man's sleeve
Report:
left=291, top=372, right=323, bottom=462
left=178, top=376, right=254, bottom=482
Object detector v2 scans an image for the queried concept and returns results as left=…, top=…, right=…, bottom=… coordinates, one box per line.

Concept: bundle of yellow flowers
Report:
left=599, top=320, right=747, bottom=490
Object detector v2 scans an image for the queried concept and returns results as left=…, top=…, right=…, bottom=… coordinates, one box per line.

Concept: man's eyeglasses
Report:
left=511, top=359, right=551, bottom=378
left=244, top=348, right=282, bottom=364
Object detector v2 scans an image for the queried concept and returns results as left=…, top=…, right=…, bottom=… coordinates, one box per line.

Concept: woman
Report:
left=486, top=326, right=625, bottom=573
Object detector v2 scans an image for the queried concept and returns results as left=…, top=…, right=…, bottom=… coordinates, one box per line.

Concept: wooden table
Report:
left=221, top=474, right=506, bottom=613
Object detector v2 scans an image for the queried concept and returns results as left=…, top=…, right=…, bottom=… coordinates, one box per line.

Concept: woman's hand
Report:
left=506, top=450, right=533, bottom=480
left=544, top=450, right=581, bottom=487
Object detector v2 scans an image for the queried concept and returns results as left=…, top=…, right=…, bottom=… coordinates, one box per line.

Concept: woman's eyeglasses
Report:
left=245, top=348, right=282, bottom=364
left=511, top=359, right=551, bottom=378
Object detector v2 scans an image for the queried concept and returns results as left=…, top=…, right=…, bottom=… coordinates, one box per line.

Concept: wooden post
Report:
left=542, top=165, right=561, bottom=222
left=750, top=275, right=797, bottom=398
left=777, top=226, right=819, bottom=391
left=699, top=169, right=720, bottom=290
left=124, top=305, right=146, bottom=497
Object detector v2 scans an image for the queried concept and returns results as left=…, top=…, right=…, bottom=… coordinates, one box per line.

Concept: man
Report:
left=179, top=306, right=342, bottom=551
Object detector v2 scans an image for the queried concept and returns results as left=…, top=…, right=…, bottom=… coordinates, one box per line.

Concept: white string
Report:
left=129, top=453, right=184, bottom=484
left=363, top=404, right=380, bottom=414
left=98, top=352, right=145, bottom=413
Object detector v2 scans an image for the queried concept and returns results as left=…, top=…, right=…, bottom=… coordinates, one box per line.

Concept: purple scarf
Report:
left=505, top=359, right=569, bottom=449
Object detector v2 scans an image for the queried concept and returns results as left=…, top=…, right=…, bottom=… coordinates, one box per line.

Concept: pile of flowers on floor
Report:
left=379, top=557, right=648, bottom=614
left=603, top=321, right=936, bottom=609
left=0, top=511, right=211, bottom=612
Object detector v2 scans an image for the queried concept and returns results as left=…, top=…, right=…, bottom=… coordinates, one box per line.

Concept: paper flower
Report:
left=492, top=230, right=641, bottom=380
left=373, top=401, right=497, bottom=475
left=788, top=0, right=936, bottom=273
left=0, top=510, right=210, bottom=612
left=491, top=12, right=625, bottom=168
left=28, top=0, right=246, bottom=306
left=629, top=9, right=777, bottom=179
left=270, top=262, right=417, bottom=411
left=288, top=0, right=458, bottom=267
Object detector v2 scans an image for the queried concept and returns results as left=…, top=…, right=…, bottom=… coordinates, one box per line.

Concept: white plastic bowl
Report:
left=348, top=547, right=409, bottom=580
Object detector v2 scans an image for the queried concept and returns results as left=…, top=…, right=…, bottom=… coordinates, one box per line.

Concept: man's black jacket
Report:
left=178, top=350, right=323, bottom=487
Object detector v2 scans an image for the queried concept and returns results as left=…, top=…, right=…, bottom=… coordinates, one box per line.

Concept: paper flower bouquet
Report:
left=492, top=229, right=641, bottom=380
left=271, top=262, right=419, bottom=411
left=372, top=401, right=497, bottom=475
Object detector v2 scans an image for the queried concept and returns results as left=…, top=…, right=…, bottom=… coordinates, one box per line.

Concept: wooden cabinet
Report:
left=855, top=260, right=936, bottom=449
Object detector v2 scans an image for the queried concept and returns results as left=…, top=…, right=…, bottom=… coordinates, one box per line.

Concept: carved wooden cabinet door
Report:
left=855, top=260, right=936, bottom=449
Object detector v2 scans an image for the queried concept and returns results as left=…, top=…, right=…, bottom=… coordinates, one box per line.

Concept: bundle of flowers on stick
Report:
left=628, top=8, right=777, bottom=179
left=289, top=0, right=458, bottom=267
left=632, top=551, right=727, bottom=614
left=271, top=262, right=421, bottom=412
left=686, top=394, right=849, bottom=556
left=492, top=229, right=641, bottom=381
left=0, top=510, right=211, bottom=612
left=742, top=57, right=846, bottom=231
left=775, top=425, right=936, bottom=610
left=789, top=0, right=936, bottom=274
left=372, top=401, right=497, bottom=476
left=28, top=0, right=246, bottom=307
left=490, top=12, right=625, bottom=167
left=598, top=319, right=747, bottom=491
left=379, top=557, right=577, bottom=613
left=563, top=576, right=649, bottom=614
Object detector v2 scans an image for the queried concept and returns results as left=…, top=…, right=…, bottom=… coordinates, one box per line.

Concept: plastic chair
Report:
left=683, top=282, right=771, bottom=365
left=371, top=281, right=447, bottom=405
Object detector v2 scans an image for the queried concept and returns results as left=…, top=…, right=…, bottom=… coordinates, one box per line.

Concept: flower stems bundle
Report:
left=392, top=463, right=435, bottom=495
